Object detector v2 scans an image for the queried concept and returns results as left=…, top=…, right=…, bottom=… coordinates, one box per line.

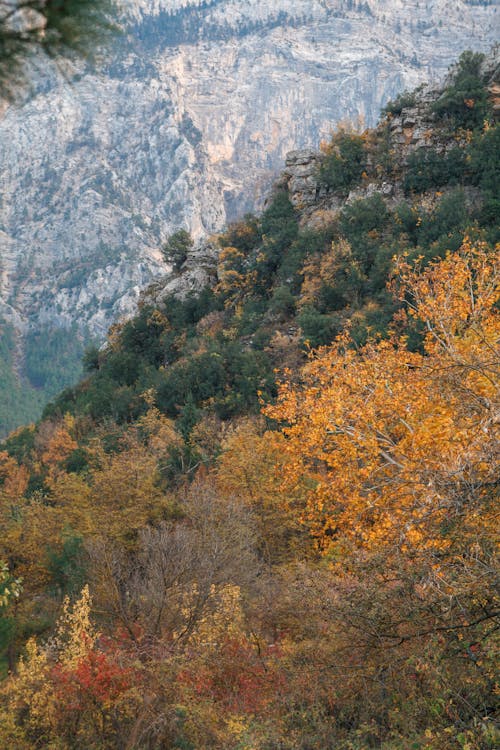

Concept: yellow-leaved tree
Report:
left=264, top=238, right=499, bottom=745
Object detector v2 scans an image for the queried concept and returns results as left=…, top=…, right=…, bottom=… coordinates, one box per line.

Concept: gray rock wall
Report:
left=0, top=0, right=498, bottom=430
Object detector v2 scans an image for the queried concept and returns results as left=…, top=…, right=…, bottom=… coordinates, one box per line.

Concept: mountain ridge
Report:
left=36, top=46, right=499, bottom=432
left=0, top=1, right=498, bottom=433
left=0, top=49, right=497, bottom=749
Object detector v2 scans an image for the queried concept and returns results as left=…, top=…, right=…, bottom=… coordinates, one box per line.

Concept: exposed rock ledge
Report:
left=141, top=241, right=220, bottom=308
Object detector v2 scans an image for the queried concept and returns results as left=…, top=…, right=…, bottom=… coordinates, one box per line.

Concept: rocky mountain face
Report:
left=0, top=0, right=498, bottom=434
left=280, top=48, right=500, bottom=218
left=144, top=45, right=500, bottom=312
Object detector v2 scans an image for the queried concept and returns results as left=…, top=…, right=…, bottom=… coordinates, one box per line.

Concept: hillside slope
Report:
left=0, top=49, right=498, bottom=750
left=0, top=0, right=499, bottom=434
left=36, top=46, right=497, bottom=429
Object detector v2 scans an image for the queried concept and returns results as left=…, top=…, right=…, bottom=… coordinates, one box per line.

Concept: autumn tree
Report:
left=215, top=418, right=310, bottom=563
left=265, top=238, right=500, bottom=746
left=0, top=585, right=146, bottom=748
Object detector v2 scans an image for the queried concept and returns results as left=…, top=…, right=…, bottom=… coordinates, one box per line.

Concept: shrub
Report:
left=319, top=130, right=366, bottom=195
left=432, top=50, right=490, bottom=130
left=404, top=146, right=467, bottom=193
left=254, top=191, right=299, bottom=285
left=161, top=229, right=193, bottom=270
left=219, top=214, right=262, bottom=254
left=469, top=125, right=500, bottom=196
left=297, top=306, right=342, bottom=348
left=339, top=194, right=391, bottom=270
left=268, top=285, right=296, bottom=320
left=382, top=89, right=417, bottom=116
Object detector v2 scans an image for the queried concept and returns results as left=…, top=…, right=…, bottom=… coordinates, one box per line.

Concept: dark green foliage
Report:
left=317, top=279, right=356, bottom=312
left=432, top=50, right=491, bottom=130
left=104, top=350, right=141, bottom=387
left=0, top=322, right=89, bottom=435
left=155, top=341, right=275, bottom=422
left=163, top=288, right=220, bottom=331
left=395, top=201, right=420, bottom=244
left=116, top=307, right=165, bottom=360
left=0, top=322, right=41, bottom=438
left=382, top=90, right=417, bottom=116
left=339, top=194, right=391, bottom=270
left=278, top=227, right=334, bottom=292
left=46, top=535, right=86, bottom=597
left=221, top=214, right=262, bottom=255
left=404, top=146, right=467, bottom=194
left=339, top=194, right=390, bottom=240
left=372, top=123, right=396, bottom=178
left=0, top=615, right=15, bottom=674
left=297, top=307, right=342, bottom=348
left=261, top=190, right=297, bottom=240
left=64, top=447, right=91, bottom=475
left=158, top=441, right=202, bottom=489
left=417, top=189, right=468, bottom=250
left=42, top=293, right=219, bottom=427
left=156, top=351, right=226, bottom=417
left=162, top=230, right=194, bottom=271
left=176, top=395, right=203, bottom=441
left=236, top=299, right=269, bottom=337
left=396, top=190, right=469, bottom=261
left=269, top=285, right=296, bottom=320
left=469, top=126, right=500, bottom=197
left=351, top=298, right=396, bottom=347
left=477, top=198, right=500, bottom=243
left=258, top=191, right=299, bottom=280
left=83, top=345, right=101, bottom=373
left=319, top=132, right=366, bottom=195
left=1, top=426, right=35, bottom=463
left=0, top=0, right=118, bottom=100
left=24, top=326, right=85, bottom=394
left=0, top=568, right=18, bottom=665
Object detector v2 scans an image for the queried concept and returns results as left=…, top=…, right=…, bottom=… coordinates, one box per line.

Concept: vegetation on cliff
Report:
left=0, top=51, right=498, bottom=749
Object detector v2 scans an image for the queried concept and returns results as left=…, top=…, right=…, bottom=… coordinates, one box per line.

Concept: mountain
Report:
left=0, top=0, right=498, bottom=434
left=0, top=50, right=498, bottom=749
left=40, top=46, right=500, bottom=427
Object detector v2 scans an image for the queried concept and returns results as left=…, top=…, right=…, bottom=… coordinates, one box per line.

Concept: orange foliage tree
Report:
left=264, top=239, right=499, bottom=742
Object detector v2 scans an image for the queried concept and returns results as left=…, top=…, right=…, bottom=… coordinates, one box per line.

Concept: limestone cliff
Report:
left=0, top=0, right=498, bottom=432
left=143, top=45, right=499, bottom=312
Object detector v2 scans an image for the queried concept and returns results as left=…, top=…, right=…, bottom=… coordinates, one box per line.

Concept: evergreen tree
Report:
left=0, top=0, right=117, bottom=98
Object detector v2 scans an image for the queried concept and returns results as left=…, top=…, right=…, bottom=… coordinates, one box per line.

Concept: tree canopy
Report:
left=0, top=0, right=117, bottom=98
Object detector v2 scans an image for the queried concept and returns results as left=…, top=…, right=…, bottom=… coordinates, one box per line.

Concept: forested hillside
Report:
left=1, top=0, right=498, bottom=436
left=0, top=51, right=499, bottom=749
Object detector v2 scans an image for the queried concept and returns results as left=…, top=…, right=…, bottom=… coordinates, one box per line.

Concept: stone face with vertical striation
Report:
left=144, top=45, right=498, bottom=310
left=0, top=0, right=498, bottom=430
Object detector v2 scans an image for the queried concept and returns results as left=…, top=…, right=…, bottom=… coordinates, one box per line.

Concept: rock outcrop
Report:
left=0, top=1, right=498, bottom=432
left=142, top=241, right=219, bottom=306
left=279, top=47, right=499, bottom=225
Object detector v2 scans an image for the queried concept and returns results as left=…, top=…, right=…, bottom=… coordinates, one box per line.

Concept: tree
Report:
left=319, top=128, right=366, bottom=195
left=0, top=560, right=22, bottom=672
left=215, top=418, right=310, bottom=563
left=264, top=239, right=500, bottom=743
left=432, top=50, right=491, bottom=130
left=0, top=585, right=141, bottom=748
left=161, top=229, right=194, bottom=271
left=0, top=0, right=117, bottom=99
